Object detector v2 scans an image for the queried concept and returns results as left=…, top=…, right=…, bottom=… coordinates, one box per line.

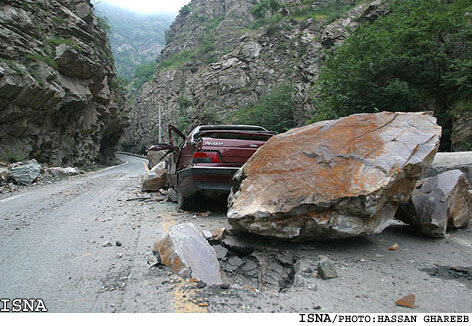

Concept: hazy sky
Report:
left=95, top=0, right=192, bottom=14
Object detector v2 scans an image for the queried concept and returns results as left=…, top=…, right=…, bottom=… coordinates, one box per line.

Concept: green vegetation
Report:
left=312, top=0, right=472, bottom=151
left=27, top=53, right=57, bottom=69
left=128, top=61, right=156, bottom=93
left=289, top=0, right=362, bottom=24
left=158, top=15, right=225, bottom=72
left=177, top=96, right=192, bottom=131
left=250, top=0, right=362, bottom=37
left=251, top=0, right=282, bottom=19
left=180, top=5, right=191, bottom=16
left=234, top=85, right=296, bottom=133
left=7, top=153, right=25, bottom=163
left=198, top=107, right=223, bottom=125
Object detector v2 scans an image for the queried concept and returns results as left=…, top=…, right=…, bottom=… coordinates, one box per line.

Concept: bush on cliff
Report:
left=313, top=0, right=472, bottom=151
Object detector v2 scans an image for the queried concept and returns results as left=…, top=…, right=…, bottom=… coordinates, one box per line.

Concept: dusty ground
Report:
left=0, top=154, right=471, bottom=313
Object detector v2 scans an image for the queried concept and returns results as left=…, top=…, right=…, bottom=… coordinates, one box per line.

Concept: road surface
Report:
left=0, top=154, right=471, bottom=313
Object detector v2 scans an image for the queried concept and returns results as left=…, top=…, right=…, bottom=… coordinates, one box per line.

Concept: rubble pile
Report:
left=228, top=111, right=441, bottom=240
left=0, top=159, right=82, bottom=193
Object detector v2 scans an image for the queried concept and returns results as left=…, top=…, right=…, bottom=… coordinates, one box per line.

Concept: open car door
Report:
left=167, top=124, right=187, bottom=188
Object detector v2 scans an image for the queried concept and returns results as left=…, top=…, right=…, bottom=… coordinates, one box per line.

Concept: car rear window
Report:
left=201, top=132, right=273, bottom=141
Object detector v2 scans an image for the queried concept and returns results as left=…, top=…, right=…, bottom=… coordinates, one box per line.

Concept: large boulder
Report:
left=9, top=160, right=41, bottom=185
left=396, top=170, right=472, bottom=237
left=153, top=223, right=223, bottom=285
left=142, top=161, right=167, bottom=192
left=227, top=112, right=441, bottom=240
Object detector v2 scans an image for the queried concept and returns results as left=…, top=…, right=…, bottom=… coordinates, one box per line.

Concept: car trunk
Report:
left=198, top=131, right=274, bottom=164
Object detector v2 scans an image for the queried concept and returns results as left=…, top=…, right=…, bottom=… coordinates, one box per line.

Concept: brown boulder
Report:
left=142, top=161, right=166, bottom=192
left=227, top=112, right=441, bottom=240
left=396, top=169, right=472, bottom=237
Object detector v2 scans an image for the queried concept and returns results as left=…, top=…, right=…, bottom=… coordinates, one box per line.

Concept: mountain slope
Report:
left=121, top=0, right=380, bottom=153
left=92, top=2, right=175, bottom=81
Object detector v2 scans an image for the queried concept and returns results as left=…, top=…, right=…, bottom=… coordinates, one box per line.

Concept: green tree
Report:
left=234, top=85, right=295, bottom=133
left=313, top=0, right=472, bottom=151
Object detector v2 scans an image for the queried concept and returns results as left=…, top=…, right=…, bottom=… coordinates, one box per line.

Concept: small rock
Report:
left=116, top=241, right=122, bottom=247
left=227, top=255, right=244, bottom=268
left=116, top=253, right=123, bottom=258
left=196, top=280, right=207, bottom=288
left=102, top=241, right=113, bottom=247
left=199, top=211, right=211, bottom=217
left=212, top=227, right=226, bottom=240
left=317, top=255, right=337, bottom=279
left=242, top=259, right=258, bottom=272
left=388, top=243, right=400, bottom=251
left=230, top=284, right=242, bottom=290
left=202, top=230, right=213, bottom=240
left=212, top=244, right=228, bottom=260
left=221, top=235, right=255, bottom=255
left=220, top=283, right=230, bottom=289
left=395, top=293, right=416, bottom=308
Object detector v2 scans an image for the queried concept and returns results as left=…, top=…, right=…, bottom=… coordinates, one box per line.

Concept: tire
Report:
left=177, top=190, right=195, bottom=211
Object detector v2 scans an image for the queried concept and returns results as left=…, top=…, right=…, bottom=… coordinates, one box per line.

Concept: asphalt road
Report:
left=0, top=154, right=471, bottom=313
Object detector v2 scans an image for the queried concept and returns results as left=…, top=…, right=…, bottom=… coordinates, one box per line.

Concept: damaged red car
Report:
left=147, top=124, right=275, bottom=210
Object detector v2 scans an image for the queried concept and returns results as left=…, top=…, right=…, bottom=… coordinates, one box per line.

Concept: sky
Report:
left=95, top=0, right=192, bottom=14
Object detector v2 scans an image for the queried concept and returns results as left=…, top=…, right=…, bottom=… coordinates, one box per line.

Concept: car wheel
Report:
left=177, top=191, right=195, bottom=211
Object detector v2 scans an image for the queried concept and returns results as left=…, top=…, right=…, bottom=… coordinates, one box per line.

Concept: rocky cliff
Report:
left=0, top=0, right=129, bottom=166
left=122, top=0, right=385, bottom=153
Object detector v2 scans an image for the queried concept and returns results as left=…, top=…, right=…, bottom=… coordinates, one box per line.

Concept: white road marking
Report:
left=0, top=194, right=26, bottom=203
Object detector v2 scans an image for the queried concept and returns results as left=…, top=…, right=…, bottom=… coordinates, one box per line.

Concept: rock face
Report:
left=121, top=0, right=385, bottom=153
left=0, top=0, right=129, bottom=166
left=396, top=170, right=472, bottom=237
left=153, top=223, right=223, bottom=285
left=227, top=112, right=441, bottom=240
left=142, top=161, right=166, bottom=192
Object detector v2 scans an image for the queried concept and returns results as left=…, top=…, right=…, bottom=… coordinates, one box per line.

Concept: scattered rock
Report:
left=102, top=241, right=112, bottom=247
left=227, top=255, right=244, bottom=268
left=211, top=244, right=228, bottom=260
left=152, top=223, right=223, bottom=285
left=317, top=256, right=337, bottom=279
left=202, top=230, right=213, bottom=240
left=228, top=112, right=441, bottom=240
left=166, top=188, right=178, bottom=203
left=221, top=235, right=255, bottom=256
left=212, top=227, right=226, bottom=240
left=9, top=160, right=41, bottom=185
left=196, top=280, right=207, bottom=288
left=388, top=243, right=400, bottom=251
left=142, top=161, right=167, bottom=192
left=44, top=167, right=80, bottom=177
left=396, top=170, right=472, bottom=237
left=0, top=167, right=9, bottom=184
left=395, top=293, right=416, bottom=309
left=116, top=241, right=122, bottom=247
